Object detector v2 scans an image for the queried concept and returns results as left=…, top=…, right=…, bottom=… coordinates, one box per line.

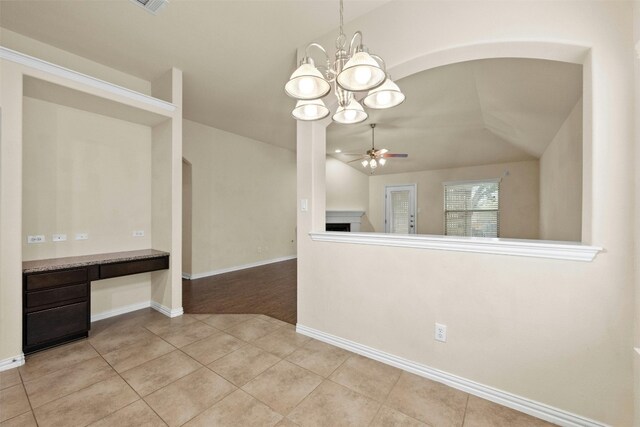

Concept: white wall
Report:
left=183, top=120, right=296, bottom=276
left=367, top=160, right=539, bottom=238
left=540, top=98, right=583, bottom=242
left=22, top=96, right=152, bottom=318
left=297, top=1, right=634, bottom=425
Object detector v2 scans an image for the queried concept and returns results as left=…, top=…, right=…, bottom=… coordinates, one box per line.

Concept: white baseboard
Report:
left=0, top=353, right=25, bottom=372
left=185, top=256, right=297, bottom=280
left=296, top=324, right=607, bottom=427
left=91, top=301, right=152, bottom=323
left=151, top=301, right=184, bottom=318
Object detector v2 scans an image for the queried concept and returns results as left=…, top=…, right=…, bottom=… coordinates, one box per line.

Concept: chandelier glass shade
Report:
left=363, top=77, right=405, bottom=109
left=332, top=98, right=368, bottom=124
left=284, top=0, right=404, bottom=124
left=284, top=60, right=331, bottom=100
left=292, top=99, right=331, bottom=121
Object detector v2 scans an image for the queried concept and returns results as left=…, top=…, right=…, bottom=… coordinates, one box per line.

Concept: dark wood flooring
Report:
left=182, top=259, right=297, bottom=324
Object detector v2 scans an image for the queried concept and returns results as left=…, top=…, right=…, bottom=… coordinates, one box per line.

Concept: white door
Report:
left=385, top=184, right=417, bottom=234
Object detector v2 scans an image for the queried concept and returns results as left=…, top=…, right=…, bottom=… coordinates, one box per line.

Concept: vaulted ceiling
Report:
left=327, top=58, right=582, bottom=175
left=0, top=0, right=389, bottom=151
left=1, top=2, right=582, bottom=165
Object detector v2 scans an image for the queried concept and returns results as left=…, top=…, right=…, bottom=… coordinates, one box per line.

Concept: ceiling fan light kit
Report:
left=285, top=0, right=404, bottom=124
left=347, top=123, right=408, bottom=173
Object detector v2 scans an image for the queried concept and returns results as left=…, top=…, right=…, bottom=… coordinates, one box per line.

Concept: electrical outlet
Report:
left=132, top=230, right=145, bottom=237
left=435, top=323, right=447, bottom=342
left=27, top=235, right=45, bottom=244
left=75, top=233, right=89, bottom=240
left=52, top=234, right=67, bottom=242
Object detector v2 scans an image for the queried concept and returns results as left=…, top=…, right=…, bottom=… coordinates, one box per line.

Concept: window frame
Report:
left=443, top=178, right=500, bottom=238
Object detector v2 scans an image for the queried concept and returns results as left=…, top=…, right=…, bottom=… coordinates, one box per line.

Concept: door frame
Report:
left=384, top=183, right=417, bottom=234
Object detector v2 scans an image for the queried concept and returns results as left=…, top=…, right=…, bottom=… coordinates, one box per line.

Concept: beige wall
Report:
left=634, top=3, right=640, bottom=425
left=22, top=96, right=152, bottom=317
left=540, top=98, right=583, bottom=242
left=325, top=157, right=369, bottom=212
left=183, top=120, right=296, bottom=275
left=367, top=160, right=539, bottom=239
left=297, top=1, right=634, bottom=425
left=325, top=157, right=374, bottom=232
left=1, top=32, right=183, bottom=364
left=0, top=28, right=151, bottom=95
left=182, top=160, right=192, bottom=275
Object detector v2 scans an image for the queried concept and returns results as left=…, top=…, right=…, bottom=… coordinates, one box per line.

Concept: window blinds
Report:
left=444, top=180, right=499, bottom=237
left=390, top=190, right=411, bottom=233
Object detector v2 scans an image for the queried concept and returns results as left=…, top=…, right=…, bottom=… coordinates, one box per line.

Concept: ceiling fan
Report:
left=344, top=123, right=408, bottom=171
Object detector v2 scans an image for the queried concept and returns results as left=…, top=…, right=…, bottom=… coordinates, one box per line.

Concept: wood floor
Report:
left=183, top=259, right=297, bottom=324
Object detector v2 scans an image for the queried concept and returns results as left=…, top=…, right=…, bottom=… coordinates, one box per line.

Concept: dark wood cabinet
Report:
left=23, top=250, right=169, bottom=355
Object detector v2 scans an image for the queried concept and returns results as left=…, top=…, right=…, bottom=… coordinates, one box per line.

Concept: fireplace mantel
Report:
left=326, top=211, right=365, bottom=232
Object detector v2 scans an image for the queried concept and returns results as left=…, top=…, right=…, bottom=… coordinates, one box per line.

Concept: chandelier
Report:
left=285, top=0, right=405, bottom=124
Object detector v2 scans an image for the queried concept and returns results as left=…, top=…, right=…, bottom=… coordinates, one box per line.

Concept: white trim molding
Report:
left=296, top=324, right=607, bottom=427
left=184, top=256, right=297, bottom=280
left=0, top=46, right=176, bottom=113
left=309, top=232, right=602, bottom=262
left=0, top=353, right=25, bottom=372
left=151, top=301, right=184, bottom=318
left=90, top=301, right=152, bottom=323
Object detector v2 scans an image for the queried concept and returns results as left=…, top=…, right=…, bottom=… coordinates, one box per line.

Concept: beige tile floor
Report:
left=0, top=309, right=555, bottom=427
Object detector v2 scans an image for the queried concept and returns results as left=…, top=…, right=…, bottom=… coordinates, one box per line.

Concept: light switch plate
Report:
left=52, top=234, right=67, bottom=242
left=300, top=199, right=309, bottom=212
left=132, top=230, right=145, bottom=237
left=75, top=233, right=89, bottom=240
left=27, top=235, right=45, bottom=244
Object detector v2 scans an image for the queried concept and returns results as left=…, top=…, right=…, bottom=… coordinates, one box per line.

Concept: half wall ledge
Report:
left=308, top=232, right=602, bottom=262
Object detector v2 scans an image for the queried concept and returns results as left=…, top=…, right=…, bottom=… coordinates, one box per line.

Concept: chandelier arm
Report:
left=348, top=31, right=363, bottom=55
left=304, top=43, right=329, bottom=62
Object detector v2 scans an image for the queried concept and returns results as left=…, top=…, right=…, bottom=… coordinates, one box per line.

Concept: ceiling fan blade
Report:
left=375, top=148, right=389, bottom=155
left=347, top=157, right=367, bottom=163
left=382, top=153, right=408, bottom=158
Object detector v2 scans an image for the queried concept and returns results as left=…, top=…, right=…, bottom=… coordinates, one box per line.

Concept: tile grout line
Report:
left=366, top=363, right=404, bottom=426
left=460, top=393, right=471, bottom=427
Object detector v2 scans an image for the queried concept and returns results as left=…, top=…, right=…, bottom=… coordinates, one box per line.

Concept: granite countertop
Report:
left=23, top=249, right=170, bottom=273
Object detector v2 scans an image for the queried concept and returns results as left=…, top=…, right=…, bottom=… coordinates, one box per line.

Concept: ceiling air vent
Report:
left=130, top=0, right=168, bottom=15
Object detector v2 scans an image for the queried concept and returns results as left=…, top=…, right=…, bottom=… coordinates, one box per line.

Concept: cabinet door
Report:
left=25, top=302, right=88, bottom=346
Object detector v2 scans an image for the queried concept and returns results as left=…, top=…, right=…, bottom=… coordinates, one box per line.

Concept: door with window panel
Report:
left=385, top=184, right=417, bottom=234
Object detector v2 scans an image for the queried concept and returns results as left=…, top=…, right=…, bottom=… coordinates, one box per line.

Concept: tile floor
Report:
left=0, top=309, right=555, bottom=427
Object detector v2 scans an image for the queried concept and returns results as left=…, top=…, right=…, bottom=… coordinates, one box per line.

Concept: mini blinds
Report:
left=444, top=180, right=499, bottom=238
left=391, top=190, right=410, bottom=233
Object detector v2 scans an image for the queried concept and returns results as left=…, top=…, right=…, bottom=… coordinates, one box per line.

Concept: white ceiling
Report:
left=327, top=58, right=582, bottom=175
left=0, top=0, right=389, bottom=151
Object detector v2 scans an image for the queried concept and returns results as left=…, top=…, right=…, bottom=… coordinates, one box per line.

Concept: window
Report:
left=444, top=180, right=499, bottom=237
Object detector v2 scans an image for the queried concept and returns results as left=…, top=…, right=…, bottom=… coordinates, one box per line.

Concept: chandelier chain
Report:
left=336, top=0, right=346, bottom=50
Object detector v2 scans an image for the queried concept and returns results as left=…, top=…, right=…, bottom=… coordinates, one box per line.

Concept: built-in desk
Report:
left=22, top=249, right=170, bottom=354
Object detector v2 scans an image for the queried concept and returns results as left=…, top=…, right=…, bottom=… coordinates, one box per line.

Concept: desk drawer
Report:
left=100, top=256, right=169, bottom=279
left=26, top=283, right=87, bottom=310
left=25, top=301, right=88, bottom=346
left=26, top=269, right=87, bottom=291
